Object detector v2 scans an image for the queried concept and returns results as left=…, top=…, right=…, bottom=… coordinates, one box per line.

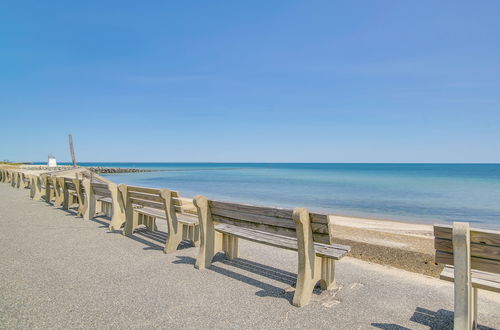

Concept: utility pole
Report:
left=68, top=134, right=77, bottom=167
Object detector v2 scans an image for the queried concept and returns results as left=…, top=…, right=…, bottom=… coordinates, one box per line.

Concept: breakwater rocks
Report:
left=86, top=167, right=156, bottom=174
left=21, top=165, right=157, bottom=174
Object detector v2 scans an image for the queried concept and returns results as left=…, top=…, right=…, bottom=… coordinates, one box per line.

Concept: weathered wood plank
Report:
left=130, top=198, right=163, bottom=209
left=212, top=214, right=331, bottom=244
left=435, top=250, right=500, bottom=274
left=135, top=207, right=197, bottom=225
left=91, top=182, right=108, bottom=190
left=128, top=191, right=182, bottom=206
left=93, top=187, right=111, bottom=197
left=214, top=223, right=348, bottom=259
left=435, top=238, right=500, bottom=261
left=129, top=191, right=162, bottom=202
left=210, top=207, right=329, bottom=234
left=210, top=202, right=327, bottom=224
left=434, top=225, right=500, bottom=247
left=440, top=265, right=500, bottom=293
left=97, top=196, right=113, bottom=203
left=210, top=200, right=293, bottom=219
left=127, top=185, right=162, bottom=195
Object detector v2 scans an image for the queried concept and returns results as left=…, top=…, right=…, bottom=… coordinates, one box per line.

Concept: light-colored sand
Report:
left=1, top=183, right=500, bottom=329
left=330, top=215, right=434, bottom=238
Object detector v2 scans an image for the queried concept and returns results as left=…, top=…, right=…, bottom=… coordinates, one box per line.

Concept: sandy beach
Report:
left=326, top=215, right=439, bottom=276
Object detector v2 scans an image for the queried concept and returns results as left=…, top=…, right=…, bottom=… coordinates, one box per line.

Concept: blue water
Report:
left=52, top=163, right=500, bottom=229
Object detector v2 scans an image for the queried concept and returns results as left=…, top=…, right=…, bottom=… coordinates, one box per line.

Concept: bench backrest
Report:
left=1, top=168, right=12, bottom=183
left=205, top=200, right=333, bottom=244
left=119, top=184, right=195, bottom=216
left=434, top=223, right=500, bottom=274
left=91, top=182, right=112, bottom=198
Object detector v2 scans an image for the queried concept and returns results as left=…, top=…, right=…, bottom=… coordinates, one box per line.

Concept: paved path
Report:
left=0, top=184, right=499, bottom=329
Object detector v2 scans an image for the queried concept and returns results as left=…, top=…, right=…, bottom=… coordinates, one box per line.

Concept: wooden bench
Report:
left=21, top=172, right=30, bottom=189
left=41, top=174, right=56, bottom=203
left=193, top=196, right=351, bottom=307
left=434, top=222, right=500, bottom=329
left=29, top=173, right=45, bottom=200
left=119, top=184, right=199, bottom=253
left=10, top=170, right=21, bottom=188
left=46, top=175, right=82, bottom=211
left=0, top=169, right=6, bottom=183
left=81, top=178, right=125, bottom=230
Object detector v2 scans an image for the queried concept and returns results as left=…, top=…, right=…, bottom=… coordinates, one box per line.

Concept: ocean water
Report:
left=58, top=163, right=500, bottom=229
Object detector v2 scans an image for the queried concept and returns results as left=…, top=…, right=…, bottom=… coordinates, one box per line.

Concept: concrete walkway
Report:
left=0, top=184, right=499, bottom=329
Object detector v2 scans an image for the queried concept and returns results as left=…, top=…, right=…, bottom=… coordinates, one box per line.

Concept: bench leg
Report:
left=95, top=200, right=103, bottom=214
left=192, top=225, right=200, bottom=247
left=453, top=222, right=473, bottom=330
left=109, top=183, right=126, bottom=231
left=222, top=234, right=239, bottom=260
left=319, top=257, right=336, bottom=290
left=123, top=210, right=139, bottom=236
left=473, top=287, right=478, bottom=329
left=44, top=183, right=52, bottom=203
left=32, top=178, right=43, bottom=201
left=164, top=222, right=183, bottom=254
left=101, top=202, right=113, bottom=218
left=61, top=187, right=69, bottom=210
left=144, top=215, right=156, bottom=231
left=184, top=224, right=200, bottom=247
left=293, top=255, right=320, bottom=308
left=293, top=208, right=333, bottom=307
left=54, top=180, right=64, bottom=208
left=83, top=194, right=96, bottom=220
left=109, top=208, right=126, bottom=231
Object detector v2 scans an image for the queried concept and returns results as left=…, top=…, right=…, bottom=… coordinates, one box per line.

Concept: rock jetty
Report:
left=20, top=165, right=156, bottom=174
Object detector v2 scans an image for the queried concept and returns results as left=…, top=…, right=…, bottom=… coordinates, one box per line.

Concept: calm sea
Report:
left=55, top=163, right=500, bottom=229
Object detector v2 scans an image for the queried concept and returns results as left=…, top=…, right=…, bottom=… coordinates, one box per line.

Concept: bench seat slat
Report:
left=440, top=266, right=500, bottom=293
left=214, top=223, right=349, bottom=259
left=97, top=196, right=112, bottom=203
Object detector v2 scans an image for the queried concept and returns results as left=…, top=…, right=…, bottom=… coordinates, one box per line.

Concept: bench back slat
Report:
left=435, top=237, right=500, bottom=261
left=93, top=187, right=111, bottom=198
left=435, top=250, right=500, bottom=274
left=210, top=200, right=293, bottom=219
left=434, top=225, right=500, bottom=246
left=65, top=181, right=77, bottom=191
left=91, top=182, right=108, bottom=190
left=434, top=224, right=500, bottom=274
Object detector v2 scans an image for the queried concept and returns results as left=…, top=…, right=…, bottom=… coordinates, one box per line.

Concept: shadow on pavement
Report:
left=174, top=255, right=297, bottom=303
left=372, top=306, right=495, bottom=330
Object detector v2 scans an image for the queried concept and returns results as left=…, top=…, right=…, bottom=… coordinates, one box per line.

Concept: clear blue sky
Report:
left=1, top=1, right=499, bottom=163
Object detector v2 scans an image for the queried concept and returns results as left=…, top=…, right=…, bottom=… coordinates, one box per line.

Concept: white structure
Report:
left=48, top=155, right=57, bottom=167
